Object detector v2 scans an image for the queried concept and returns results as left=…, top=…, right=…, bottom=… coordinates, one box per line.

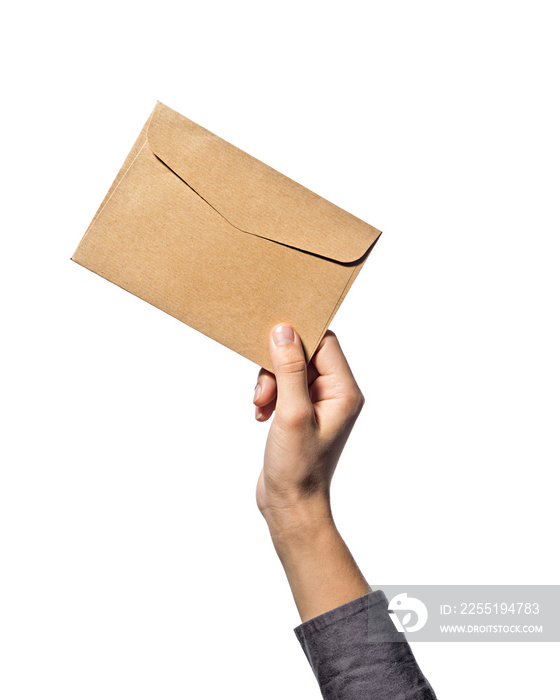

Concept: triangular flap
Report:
left=146, top=102, right=380, bottom=263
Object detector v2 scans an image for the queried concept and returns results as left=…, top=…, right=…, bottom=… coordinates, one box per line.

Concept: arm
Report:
left=253, top=325, right=437, bottom=699
left=254, top=324, right=370, bottom=622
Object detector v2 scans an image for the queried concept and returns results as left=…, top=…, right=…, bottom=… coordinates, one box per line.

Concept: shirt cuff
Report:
left=294, top=590, right=437, bottom=700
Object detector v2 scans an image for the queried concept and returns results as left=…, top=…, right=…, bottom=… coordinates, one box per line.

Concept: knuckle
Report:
left=281, top=404, right=314, bottom=428
left=343, top=388, right=365, bottom=416
left=290, top=405, right=314, bottom=426
left=277, top=356, right=307, bottom=376
left=318, top=330, right=337, bottom=351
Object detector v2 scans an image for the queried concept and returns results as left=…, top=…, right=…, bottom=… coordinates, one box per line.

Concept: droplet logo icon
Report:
left=388, top=592, right=428, bottom=633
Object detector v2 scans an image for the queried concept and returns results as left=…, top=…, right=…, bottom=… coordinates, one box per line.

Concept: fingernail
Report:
left=273, top=324, right=295, bottom=346
left=255, top=406, right=263, bottom=420
left=253, top=383, right=262, bottom=402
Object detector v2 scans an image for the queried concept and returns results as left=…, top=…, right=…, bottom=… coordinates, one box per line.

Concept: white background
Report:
left=1, top=1, right=558, bottom=698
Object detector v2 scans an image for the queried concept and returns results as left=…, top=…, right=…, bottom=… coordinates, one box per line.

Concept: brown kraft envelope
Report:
left=72, top=102, right=382, bottom=372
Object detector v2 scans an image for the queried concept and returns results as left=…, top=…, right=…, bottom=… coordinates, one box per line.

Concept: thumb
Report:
left=269, top=324, right=312, bottom=420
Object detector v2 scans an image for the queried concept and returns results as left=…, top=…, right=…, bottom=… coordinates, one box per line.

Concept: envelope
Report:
left=72, top=102, right=381, bottom=371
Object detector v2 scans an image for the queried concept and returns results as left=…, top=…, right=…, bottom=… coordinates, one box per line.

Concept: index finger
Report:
left=311, top=330, right=359, bottom=388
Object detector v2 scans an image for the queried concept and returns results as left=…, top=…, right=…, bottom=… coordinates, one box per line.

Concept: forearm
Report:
left=268, top=503, right=437, bottom=699
left=265, top=499, right=371, bottom=622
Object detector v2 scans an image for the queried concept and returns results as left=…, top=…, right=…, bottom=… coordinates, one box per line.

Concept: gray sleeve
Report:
left=294, top=590, right=437, bottom=700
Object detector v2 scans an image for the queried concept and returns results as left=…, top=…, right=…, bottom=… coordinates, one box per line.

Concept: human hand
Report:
left=253, top=324, right=365, bottom=534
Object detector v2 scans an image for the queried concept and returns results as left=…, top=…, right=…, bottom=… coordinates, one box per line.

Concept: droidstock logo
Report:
left=388, top=593, right=429, bottom=633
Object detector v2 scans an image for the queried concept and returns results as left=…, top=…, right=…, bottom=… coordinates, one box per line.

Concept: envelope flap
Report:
left=146, top=102, right=380, bottom=263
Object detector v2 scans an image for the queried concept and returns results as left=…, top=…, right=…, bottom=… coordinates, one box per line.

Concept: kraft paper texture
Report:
left=72, top=102, right=382, bottom=371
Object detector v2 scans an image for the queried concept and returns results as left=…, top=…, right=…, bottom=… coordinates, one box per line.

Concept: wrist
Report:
left=263, top=496, right=335, bottom=546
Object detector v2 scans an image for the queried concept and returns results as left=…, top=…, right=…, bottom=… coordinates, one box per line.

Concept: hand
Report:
left=253, top=324, right=365, bottom=533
